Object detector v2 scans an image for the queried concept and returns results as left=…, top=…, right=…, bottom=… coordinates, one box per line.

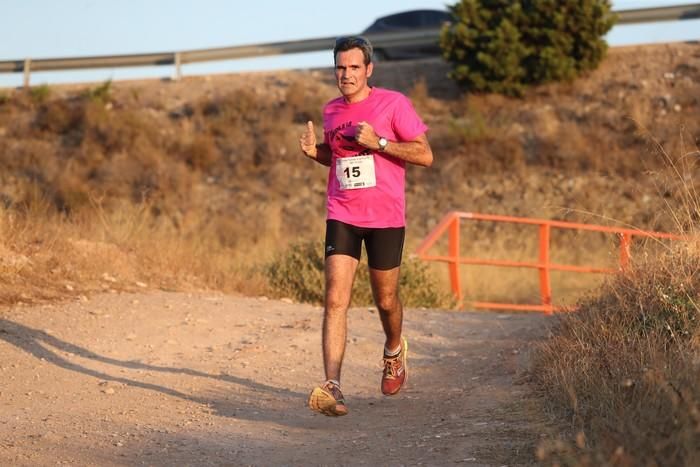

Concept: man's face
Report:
left=334, top=48, right=373, bottom=101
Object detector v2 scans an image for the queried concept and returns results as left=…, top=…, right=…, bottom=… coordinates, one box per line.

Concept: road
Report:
left=0, top=291, right=549, bottom=466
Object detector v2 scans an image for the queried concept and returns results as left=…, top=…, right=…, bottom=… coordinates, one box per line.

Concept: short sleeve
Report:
left=322, top=103, right=330, bottom=145
left=391, top=95, right=428, bottom=142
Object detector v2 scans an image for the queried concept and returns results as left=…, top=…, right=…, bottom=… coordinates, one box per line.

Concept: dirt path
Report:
left=0, top=292, right=550, bottom=466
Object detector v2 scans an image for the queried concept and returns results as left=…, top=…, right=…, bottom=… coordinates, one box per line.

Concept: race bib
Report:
left=335, top=155, right=376, bottom=190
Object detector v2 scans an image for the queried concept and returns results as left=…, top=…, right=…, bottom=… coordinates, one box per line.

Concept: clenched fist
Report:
left=355, top=121, right=380, bottom=150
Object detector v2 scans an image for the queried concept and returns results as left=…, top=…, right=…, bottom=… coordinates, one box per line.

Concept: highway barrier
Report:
left=1, top=4, right=699, bottom=87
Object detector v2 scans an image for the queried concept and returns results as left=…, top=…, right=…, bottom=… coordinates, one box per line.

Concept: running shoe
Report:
left=308, top=380, right=348, bottom=416
left=381, top=336, right=408, bottom=395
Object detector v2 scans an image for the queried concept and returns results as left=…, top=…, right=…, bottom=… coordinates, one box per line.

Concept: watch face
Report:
left=379, top=137, right=387, bottom=149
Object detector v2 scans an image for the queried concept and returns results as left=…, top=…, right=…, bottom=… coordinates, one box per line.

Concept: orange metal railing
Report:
left=415, top=211, right=682, bottom=314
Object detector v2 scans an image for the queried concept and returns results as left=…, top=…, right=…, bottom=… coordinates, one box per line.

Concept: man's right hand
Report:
left=300, top=121, right=317, bottom=158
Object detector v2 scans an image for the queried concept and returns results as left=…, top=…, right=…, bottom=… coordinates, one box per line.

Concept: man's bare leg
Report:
left=308, top=254, right=358, bottom=416
left=371, top=266, right=408, bottom=395
left=323, top=254, right=359, bottom=382
left=369, top=266, right=402, bottom=351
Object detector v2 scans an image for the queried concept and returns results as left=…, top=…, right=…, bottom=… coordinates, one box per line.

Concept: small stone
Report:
left=102, top=388, right=116, bottom=395
left=135, top=281, right=148, bottom=288
left=65, top=284, right=74, bottom=291
left=102, top=273, right=117, bottom=283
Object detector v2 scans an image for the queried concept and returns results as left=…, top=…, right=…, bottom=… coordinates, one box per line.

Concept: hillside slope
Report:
left=0, top=43, right=698, bottom=304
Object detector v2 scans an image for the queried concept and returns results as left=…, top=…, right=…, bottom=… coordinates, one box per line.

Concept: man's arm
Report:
left=379, top=134, right=433, bottom=167
left=299, top=121, right=332, bottom=167
left=355, top=121, right=433, bottom=167
left=309, top=143, right=332, bottom=167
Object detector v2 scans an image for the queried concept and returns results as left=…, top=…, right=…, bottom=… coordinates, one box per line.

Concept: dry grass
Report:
left=530, top=135, right=700, bottom=465
left=0, top=77, right=335, bottom=306
left=0, top=199, right=273, bottom=306
left=531, top=244, right=700, bottom=466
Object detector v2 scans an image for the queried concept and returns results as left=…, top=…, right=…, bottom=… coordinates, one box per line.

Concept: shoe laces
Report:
left=382, top=354, right=402, bottom=379
left=322, top=380, right=345, bottom=403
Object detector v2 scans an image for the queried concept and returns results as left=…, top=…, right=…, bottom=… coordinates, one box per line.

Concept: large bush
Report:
left=440, top=0, right=615, bottom=96
left=264, top=240, right=454, bottom=309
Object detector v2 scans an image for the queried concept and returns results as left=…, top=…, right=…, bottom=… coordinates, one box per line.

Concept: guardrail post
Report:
left=174, top=52, right=182, bottom=81
left=23, top=59, right=31, bottom=88
left=619, top=233, right=633, bottom=271
left=538, top=224, right=553, bottom=314
left=448, top=215, right=462, bottom=305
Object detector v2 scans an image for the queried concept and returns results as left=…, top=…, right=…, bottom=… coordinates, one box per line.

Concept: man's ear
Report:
left=366, top=62, right=374, bottom=78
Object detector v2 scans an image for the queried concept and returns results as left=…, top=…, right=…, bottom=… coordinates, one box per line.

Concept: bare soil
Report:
left=0, top=292, right=550, bottom=466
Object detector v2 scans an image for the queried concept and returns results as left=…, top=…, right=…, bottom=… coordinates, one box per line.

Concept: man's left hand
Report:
left=355, top=121, right=380, bottom=150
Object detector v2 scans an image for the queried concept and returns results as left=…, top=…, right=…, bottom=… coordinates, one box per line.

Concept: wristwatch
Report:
left=377, top=136, right=388, bottom=151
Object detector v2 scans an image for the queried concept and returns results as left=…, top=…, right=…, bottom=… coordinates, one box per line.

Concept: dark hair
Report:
left=333, top=36, right=373, bottom=65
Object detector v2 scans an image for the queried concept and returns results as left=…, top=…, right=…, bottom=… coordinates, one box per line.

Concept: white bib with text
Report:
left=335, top=155, right=376, bottom=190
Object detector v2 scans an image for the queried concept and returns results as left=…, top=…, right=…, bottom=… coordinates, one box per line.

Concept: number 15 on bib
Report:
left=336, top=155, right=377, bottom=190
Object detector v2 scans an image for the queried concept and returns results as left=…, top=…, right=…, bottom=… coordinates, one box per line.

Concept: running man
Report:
left=299, top=36, right=433, bottom=416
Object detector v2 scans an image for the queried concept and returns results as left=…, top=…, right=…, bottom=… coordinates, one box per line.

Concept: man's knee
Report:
left=325, top=291, right=351, bottom=315
left=375, top=292, right=400, bottom=313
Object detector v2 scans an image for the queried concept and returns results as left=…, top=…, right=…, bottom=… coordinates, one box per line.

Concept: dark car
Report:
left=361, top=9, right=451, bottom=61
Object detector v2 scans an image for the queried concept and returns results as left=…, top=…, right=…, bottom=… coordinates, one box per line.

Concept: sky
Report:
left=0, top=0, right=699, bottom=88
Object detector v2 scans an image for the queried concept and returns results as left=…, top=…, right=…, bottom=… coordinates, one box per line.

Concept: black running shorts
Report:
left=324, top=219, right=405, bottom=270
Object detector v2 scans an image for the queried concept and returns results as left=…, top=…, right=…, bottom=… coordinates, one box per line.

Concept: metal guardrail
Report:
left=1, top=3, right=699, bottom=87
left=616, top=3, right=700, bottom=24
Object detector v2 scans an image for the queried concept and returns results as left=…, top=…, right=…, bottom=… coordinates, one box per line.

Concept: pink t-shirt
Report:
left=323, top=87, right=428, bottom=228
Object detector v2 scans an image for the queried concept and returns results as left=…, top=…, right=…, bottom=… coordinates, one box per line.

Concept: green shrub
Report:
left=265, top=240, right=326, bottom=304
left=440, top=0, right=616, bottom=96
left=29, top=84, right=51, bottom=103
left=265, top=239, right=454, bottom=308
left=448, top=111, right=490, bottom=143
left=86, top=79, right=113, bottom=104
